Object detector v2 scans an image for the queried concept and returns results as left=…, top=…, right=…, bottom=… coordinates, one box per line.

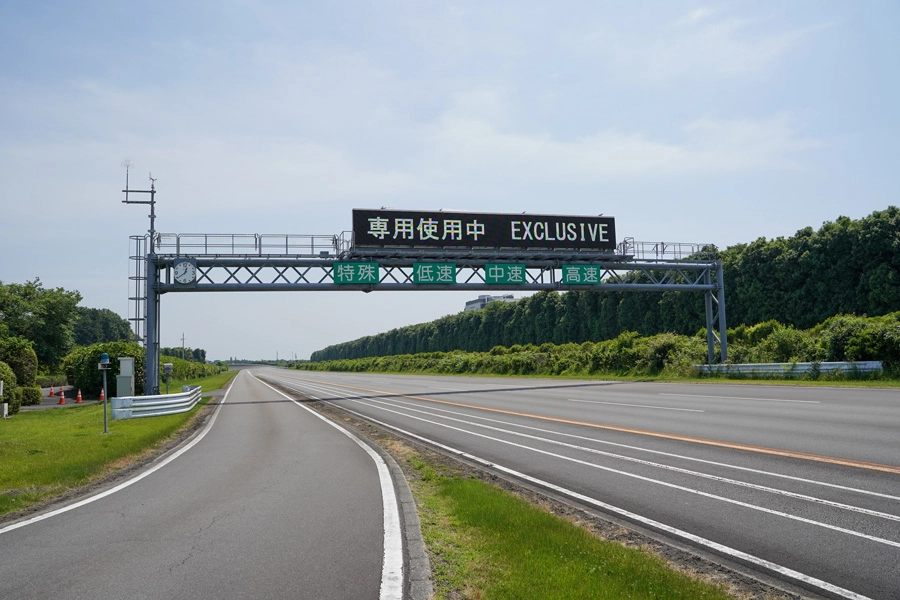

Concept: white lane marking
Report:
left=253, top=375, right=404, bottom=600
left=323, top=399, right=874, bottom=600
left=363, top=396, right=900, bottom=523
left=568, top=398, right=704, bottom=413
left=659, top=393, right=819, bottom=404
left=343, top=395, right=900, bottom=549
left=269, top=374, right=900, bottom=501
left=0, top=371, right=237, bottom=536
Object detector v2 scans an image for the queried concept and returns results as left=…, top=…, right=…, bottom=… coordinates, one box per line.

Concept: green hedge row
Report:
left=160, top=354, right=226, bottom=381
left=296, top=313, right=900, bottom=379
left=296, top=334, right=710, bottom=378
left=62, top=342, right=146, bottom=398
left=60, top=344, right=226, bottom=397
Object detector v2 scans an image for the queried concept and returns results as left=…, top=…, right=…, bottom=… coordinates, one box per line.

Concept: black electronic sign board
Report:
left=352, top=209, right=616, bottom=251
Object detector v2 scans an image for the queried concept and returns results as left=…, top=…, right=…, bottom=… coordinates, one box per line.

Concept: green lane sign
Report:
left=332, top=262, right=380, bottom=284
left=562, top=265, right=603, bottom=285
left=413, top=263, right=456, bottom=284
left=485, top=263, right=527, bottom=285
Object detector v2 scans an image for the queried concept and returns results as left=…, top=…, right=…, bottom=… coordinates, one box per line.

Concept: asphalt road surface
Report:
left=254, top=368, right=900, bottom=600
left=0, top=370, right=404, bottom=600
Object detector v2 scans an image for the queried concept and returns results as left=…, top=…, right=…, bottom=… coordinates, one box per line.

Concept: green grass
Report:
left=0, top=369, right=238, bottom=517
left=165, top=369, right=239, bottom=393
left=408, top=455, right=732, bottom=600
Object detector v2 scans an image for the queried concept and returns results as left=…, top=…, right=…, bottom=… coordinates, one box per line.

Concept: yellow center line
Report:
left=285, top=375, right=900, bottom=475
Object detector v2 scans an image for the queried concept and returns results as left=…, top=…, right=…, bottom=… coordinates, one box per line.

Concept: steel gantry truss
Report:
left=129, top=233, right=728, bottom=394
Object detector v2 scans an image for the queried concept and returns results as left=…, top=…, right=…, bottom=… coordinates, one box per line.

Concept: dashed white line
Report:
left=569, top=398, right=704, bottom=412
left=659, top=393, right=819, bottom=404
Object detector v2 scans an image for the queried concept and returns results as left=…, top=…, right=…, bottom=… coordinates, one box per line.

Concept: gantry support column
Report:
left=145, top=254, right=161, bottom=395
left=716, top=261, right=728, bottom=363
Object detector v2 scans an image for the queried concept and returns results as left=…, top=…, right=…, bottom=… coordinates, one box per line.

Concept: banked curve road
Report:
left=254, top=368, right=900, bottom=600
left=0, top=370, right=404, bottom=600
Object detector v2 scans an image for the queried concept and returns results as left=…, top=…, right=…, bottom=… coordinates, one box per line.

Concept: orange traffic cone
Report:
left=49, top=385, right=54, bottom=397
left=58, top=389, right=66, bottom=405
left=76, top=389, right=83, bottom=403
left=99, top=388, right=105, bottom=403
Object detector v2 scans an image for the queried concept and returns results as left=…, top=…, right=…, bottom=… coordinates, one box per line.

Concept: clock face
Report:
left=173, top=260, right=196, bottom=284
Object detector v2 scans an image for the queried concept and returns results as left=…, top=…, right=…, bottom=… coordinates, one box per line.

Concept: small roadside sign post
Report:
left=163, top=363, right=173, bottom=394
left=99, top=353, right=111, bottom=434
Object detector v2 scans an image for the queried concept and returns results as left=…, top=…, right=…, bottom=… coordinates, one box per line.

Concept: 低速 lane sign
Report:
left=413, top=263, right=456, bottom=284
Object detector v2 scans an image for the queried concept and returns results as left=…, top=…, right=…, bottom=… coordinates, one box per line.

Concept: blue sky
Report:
left=1, top=1, right=897, bottom=361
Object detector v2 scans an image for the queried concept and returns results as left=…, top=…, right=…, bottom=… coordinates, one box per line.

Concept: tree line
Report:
left=298, top=312, right=900, bottom=379
left=311, top=207, right=900, bottom=361
left=160, top=346, right=208, bottom=363
left=0, top=278, right=213, bottom=414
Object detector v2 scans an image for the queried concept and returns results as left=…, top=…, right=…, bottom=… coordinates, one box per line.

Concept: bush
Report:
left=843, top=315, right=900, bottom=371
left=814, top=314, right=870, bottom=362
left=10, top=387, right=26, bottom=414
left=0, top=337, right=38, bottom=387
left=590, top=332, right=642, bottom=373
left=744, top=320, right=784, bottom=345
left=0, top=360, right=17, bottom=390
left=0, top=361, right=18, bottom=415
left=35, top=374, right=67, bottom=388
left=19, top=385, right=42, bottom=406
left=62, top=342, right=145, bottom=397
left=754, top=326, right=818, bottom=363
left=160, top=354, right=226, bottom=381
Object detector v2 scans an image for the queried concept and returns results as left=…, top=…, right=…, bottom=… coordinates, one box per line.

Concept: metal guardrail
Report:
left=695, top=361, right=883, bottom=376
left=110, top=386, right=203, bottom=420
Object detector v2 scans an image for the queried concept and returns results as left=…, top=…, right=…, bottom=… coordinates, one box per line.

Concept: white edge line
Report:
left=252, top=374, right=404, bottom=600
left=290, top=389, right=873, bottom=600
left=0, top=372, right=237, bottom=536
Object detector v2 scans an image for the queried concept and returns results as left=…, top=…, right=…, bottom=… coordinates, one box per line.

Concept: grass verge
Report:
left=0, top=369, right=238, bottom=517
left=401, top=450, right=735, bottom=600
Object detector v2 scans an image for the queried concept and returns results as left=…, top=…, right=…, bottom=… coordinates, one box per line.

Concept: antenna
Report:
left=122, top=162, right=158, bottom=250
left=121, top=159, right=135, bottom=202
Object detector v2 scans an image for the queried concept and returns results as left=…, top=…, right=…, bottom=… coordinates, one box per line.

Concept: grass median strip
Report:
left=403, top=452, right=734, bottom=600
left=0, top=370, right=237, bottom=517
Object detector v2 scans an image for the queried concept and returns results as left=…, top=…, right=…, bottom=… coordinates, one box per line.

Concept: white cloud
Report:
left=427, top=102, right=820, bottom=180
left=571, top=8, right=828, bottom=84
left=674, top=7, right=719, bottom=27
